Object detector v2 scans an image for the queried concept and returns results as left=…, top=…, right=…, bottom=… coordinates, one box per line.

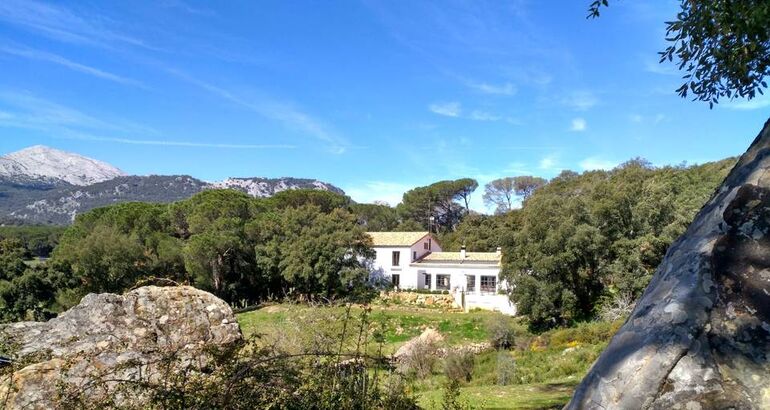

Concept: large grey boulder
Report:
left=567, top=119, right=770, bottom=409
left=0, top=285, right=242, bottom=409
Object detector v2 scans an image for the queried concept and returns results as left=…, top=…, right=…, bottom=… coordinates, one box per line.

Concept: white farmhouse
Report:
left=367, top=231, right=516, bottom=315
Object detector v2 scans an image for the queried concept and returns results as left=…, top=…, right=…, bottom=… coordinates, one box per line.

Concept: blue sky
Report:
left=0, top=0, right=768, bottom=212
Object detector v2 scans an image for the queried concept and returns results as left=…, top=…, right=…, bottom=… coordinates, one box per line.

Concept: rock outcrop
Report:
left=0, top=286, right=242, bottom=409
left=567, top=119, right=770, bottom=409
left=394, top=328, right=445, bottom=360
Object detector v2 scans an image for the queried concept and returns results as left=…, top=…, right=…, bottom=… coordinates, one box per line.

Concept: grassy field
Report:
left=236, top=302, right=620, bottom=409
left=238, top=303, right=517, bottom=354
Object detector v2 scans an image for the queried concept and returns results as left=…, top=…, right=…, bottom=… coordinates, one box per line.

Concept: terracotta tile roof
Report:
left=417, top=251, right=500, bottom=263
left=367, top=231, right=430, bottom=247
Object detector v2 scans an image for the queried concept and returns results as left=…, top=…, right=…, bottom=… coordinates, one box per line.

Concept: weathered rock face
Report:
left=0, top=286, right=242, bottom=409
left=567, top=119, right=770, bottom=409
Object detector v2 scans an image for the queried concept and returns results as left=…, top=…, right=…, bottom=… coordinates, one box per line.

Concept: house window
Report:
left=436, top=274, right=450, bottom=290
left=424, top=241, right=429, bottom=250
left=424, top=274, right=431, bottom=289
left=429, top=239, right=432, bottom=250
left=413, top=251, right=417, bottom=261
left=392, top=251, right=400, bottom=266
left=466, top=276, right=476, bottom=292
left=480, top=276, right=497, bottom=294
left=392, top=274, right=400, bottom=288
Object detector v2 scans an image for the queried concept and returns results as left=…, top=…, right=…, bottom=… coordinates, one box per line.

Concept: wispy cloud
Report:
left=58, top=134, right=294, bottom=149
left=643, top=59, right=677, bottom=76
left=469, top=110, right=500, bottom=121
left=570, top=117, right=587, bottom=132
left=579, top=157, right=618, bottom=171
left=539, top=153, right=559, bottom=170
left=466, top=81, right=517, bottom=96
left=165, top=68, right=348, bottom=153
left=562, top=91, right=598, bottom=111
left=0, top=91, right=291, bottom=150
left=428, top=101, right=462, bottom=117
left=723, top=95, right=770, bottom=111
left=0, top=92, right=127, bottom=132
left=0, top=44, right=144, bottom=87
left=428, top=103, right=516, bottom=123
left=629, top=113, right=666, bottom=124
left=0, top=0, right=157, bottom=50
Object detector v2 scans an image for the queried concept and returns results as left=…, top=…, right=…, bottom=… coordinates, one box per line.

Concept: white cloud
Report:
left=0, top=45, right=144, bottom=87
left=467, top=81, right=517, bottom=96
left=344, top=181, right=415, bottom=207
left=429, top=101, right=462, bottom=117
left=562, top=91, right=598, bottom=111
left=579, top=157, right=618, bottom=171
left=570, top=117, right=587, bottom=132
left=629, top=114, right=643, bottom=123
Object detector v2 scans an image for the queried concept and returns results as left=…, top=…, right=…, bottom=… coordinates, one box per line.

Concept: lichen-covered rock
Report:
left=0, top=286, right=242, bottom=409
left=567, top=118, right=770, bottom=409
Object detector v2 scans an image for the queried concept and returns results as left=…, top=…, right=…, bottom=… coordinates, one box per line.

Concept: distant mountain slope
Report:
left=213, top=177, right=344, bottom=196
left=0, top=145, right=345, bottom=225
left=5, top=175, right=208, bottom=225
left=0, top=145, right=126, bottom=186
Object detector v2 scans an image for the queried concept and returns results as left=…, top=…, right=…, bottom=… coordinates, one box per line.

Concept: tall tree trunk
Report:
left=567, top=118, right=770, bottom=409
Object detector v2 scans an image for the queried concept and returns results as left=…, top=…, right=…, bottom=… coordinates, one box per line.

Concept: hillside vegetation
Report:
left=237, top=303, right=622, bottom=409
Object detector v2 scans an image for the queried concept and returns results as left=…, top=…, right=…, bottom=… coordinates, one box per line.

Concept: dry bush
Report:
left=444, top=349, right=475, bottom=383
left=598, top=292, right=636, bottom=322
left=398, top=338, right=439, bottom=379
left=486, top=318, right=516, bottom=350
left=495, top=351, right=516, bottom=386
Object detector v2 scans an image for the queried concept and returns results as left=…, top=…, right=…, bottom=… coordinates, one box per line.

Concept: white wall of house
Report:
left=410, top=264, right=501, bottom=294
left=367, top=235, right=515, bottom=315
left=370, top=235, right=440, bottom=289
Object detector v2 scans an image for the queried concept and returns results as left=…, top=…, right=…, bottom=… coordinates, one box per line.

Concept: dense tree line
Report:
left=502, top=158, right=735, bottom=329
left=0, top=189, right=375, bottom=322
left=0, top=225, right=65, bottom=258
left=0, top=157, right=737, bottom=329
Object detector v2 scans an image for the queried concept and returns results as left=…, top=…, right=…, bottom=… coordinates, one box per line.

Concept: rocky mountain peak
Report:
left=0, top=145, right=126, bottom=186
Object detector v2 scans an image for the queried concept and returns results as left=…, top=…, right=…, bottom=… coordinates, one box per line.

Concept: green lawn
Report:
left=236, top=302, right=618, bottom=409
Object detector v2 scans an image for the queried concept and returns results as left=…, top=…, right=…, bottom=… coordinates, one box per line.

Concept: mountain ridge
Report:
left=0, top=146, right=345, bottom=225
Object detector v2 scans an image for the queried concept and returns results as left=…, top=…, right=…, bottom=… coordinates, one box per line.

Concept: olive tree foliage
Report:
left=503, top=158, right=735, bottom=330
left=589, top=0, right=770, bottom=107
left=483, top=176, right=547, bottom=214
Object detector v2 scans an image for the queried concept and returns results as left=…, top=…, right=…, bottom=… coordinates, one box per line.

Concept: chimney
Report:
left=496, top=247, right=502, bottom=256
left=460, top=245, right=466, bottom=259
